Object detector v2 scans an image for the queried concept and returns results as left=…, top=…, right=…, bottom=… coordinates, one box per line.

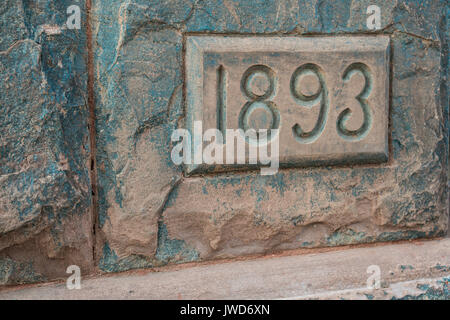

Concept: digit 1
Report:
left=217, top=65, right=227, bottom=143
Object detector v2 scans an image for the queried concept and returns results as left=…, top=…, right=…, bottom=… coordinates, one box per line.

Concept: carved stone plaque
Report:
left=185, top=36, right=390, bottom=174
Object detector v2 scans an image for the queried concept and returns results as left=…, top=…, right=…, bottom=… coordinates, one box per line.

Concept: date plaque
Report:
left=185, top=36, right=390, bottom=174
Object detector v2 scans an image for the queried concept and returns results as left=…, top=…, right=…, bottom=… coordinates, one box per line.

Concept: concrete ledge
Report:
left=0, top=238, right=449, bottom=300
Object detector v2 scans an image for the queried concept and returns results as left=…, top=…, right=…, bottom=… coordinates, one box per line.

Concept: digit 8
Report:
left=238, top=65, right=280, bottom=144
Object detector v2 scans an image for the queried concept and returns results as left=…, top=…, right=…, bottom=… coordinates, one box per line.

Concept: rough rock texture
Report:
left=0, top=0, right=93, bottom=284
left=92, top=0, right=448, bottom=272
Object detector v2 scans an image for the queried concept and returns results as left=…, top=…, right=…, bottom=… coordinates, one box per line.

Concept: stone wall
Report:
left=0, top=0, right=448, bottom=284
left=0, top=0, right=93, bottom=284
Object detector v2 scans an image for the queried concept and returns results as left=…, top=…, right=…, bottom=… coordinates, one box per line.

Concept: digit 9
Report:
left=290, top=63, right=329, bottom=144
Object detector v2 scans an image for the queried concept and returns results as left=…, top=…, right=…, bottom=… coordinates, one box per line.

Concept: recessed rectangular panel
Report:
left=185, top=36, right=390, bottom=174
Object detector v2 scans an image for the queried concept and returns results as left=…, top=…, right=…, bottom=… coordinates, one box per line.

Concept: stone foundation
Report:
left=0, top=0, right=448, bottom=285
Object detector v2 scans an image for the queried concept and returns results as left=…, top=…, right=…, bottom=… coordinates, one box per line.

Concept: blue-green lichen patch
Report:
left=310, top=276, right=450, bottom=300
left=155, top=223, right=199, bottom=264
left=98, top=243, right=154, bottom=273
left=0, top=38, right=90, bottom=237
left=399, top=265, right=414, bottom=272
left=327, top=229, right=370, bottom=246
left=391, top=277, right=450, bottom=300
left=433, top=264, right=450, bottom=273
left=0, top=258, right=46, bottom=285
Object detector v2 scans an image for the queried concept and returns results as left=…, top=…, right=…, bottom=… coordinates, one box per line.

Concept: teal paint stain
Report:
left=433, top=264, right=450, bottom=272
left=155, top=223, right=199, bottom=264
left=391, top=277, right=450, bottom=300
left=327, top=229, right=369, bottom=246
left=364, top=293, right=374, bottom=300
left=98, top=242, right=154, bottom=273
left=400, top=265, right=414, bottom=272
left=0, top=258, right=46, bottom=285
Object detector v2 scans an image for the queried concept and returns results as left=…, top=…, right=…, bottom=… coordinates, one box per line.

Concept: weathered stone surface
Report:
left=0, top=0, right=93, bottom=285
left=92, top=0, right=448, bottom=272
left=93, top=10, right=184, bottom=270
left=0, top=0, right=28, bottom=52
left=0, top=0, right=446, bottom=286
